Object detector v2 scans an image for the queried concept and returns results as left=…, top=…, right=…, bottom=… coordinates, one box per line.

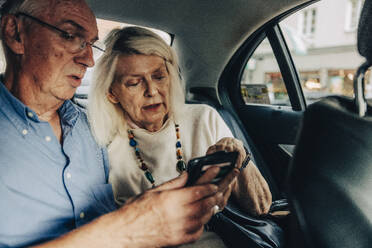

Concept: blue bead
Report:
left=129, top=139, right=137, bottom=147
left=135, top=147, right=140, bottom=152
left=145, top=171, right=155, bottom=183
left=176, top=141, right=181, bottom=148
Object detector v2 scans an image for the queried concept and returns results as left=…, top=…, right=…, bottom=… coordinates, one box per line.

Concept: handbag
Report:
left=207, top=199, right=288, bottom=248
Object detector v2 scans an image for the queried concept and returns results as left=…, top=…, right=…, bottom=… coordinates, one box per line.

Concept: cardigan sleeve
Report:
left=203, top=105, right=234, bottom=142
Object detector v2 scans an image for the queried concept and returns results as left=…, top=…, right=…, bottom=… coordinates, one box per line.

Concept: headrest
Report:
left=289, top=96, right=372, bottom=248
left=358, top=0, right=372, bottom=62
left=0, top=0, right=8, bottom=15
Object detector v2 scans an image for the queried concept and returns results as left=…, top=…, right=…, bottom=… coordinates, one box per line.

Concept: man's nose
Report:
left=74, top=45, right=95, bottom=68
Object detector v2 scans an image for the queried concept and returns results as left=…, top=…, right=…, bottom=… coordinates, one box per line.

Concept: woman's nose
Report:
left=144, top=79, right=158, bottom=97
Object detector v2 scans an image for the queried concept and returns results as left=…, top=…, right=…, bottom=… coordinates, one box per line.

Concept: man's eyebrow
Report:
left=60, top=20, right=84, bottom=31
left=60, top=20, right=99, bottom=41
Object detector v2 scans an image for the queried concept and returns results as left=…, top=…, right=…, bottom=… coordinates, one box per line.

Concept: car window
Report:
left=280, top=0, right=370, bottom=105
left=241, top=37, right=290, bottom=106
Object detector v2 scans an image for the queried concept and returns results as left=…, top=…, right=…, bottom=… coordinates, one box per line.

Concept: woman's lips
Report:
left=143, top=103, right=162, bottom=111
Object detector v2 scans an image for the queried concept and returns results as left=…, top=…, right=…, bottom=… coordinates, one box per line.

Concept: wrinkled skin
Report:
left=108, top=54, right=171, bottom=132
left=33, top=168, right=238, bottom=248
left=2, top=0, right=97, bottom=141
left=207, top=137, right=272, bottom=215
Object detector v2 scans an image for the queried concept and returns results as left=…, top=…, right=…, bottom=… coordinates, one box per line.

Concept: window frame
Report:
left=219, top=1, right=316, bottom=112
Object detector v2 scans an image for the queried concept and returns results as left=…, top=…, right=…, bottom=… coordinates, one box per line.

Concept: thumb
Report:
left=152, top=172, right=188, bottom=191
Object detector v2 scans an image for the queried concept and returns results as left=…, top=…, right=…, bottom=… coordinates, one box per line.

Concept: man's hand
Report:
left=32, top=172, right=225, bottom=248
left=105, top=171, right=225, bottom=248
left=194, top=165, right=240, bottom=212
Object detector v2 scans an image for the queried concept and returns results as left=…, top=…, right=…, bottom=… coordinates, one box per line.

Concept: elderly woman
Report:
left=88, top=26, right=271, bottom=247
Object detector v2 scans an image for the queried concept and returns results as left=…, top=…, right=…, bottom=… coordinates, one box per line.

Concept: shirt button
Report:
left=80, top=212, right=85, bottom=219
left=45, top=136, right=51, bottom=142
left=66, top=172, right=72, bottom=179
left=27, top=112, right=33, bottom=118
left=22, top=129, right=28, bottom=135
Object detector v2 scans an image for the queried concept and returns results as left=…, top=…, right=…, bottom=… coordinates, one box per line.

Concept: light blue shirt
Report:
left=0, top=82, right=117, bottom=247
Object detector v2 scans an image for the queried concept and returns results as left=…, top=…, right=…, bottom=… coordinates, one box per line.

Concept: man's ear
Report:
left=1, top=14, right=25, bottom=55
left=107, top=89, right=119, bottom=104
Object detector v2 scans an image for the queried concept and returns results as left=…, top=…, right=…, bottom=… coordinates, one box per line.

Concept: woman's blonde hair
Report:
left=88, top=26, right=185, bottom=146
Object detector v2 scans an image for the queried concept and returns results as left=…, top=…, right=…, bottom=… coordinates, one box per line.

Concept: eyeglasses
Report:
left=15, top=12, right=106, bottom=53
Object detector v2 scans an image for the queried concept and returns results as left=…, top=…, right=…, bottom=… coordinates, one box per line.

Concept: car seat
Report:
left=287, top=0, right=372, bottom=247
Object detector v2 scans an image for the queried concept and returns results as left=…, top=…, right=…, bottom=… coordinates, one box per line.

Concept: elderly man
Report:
left=0, top=0, right=238, bottom=247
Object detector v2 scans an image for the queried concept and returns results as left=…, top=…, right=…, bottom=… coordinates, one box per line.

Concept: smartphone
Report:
left=185, top=151, right=239, bottom=186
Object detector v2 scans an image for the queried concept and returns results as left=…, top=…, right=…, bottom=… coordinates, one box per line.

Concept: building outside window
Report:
left=301, top=8, right=317, bottom=36
left=345, top=0, right=363, bottom=31
left=241, top=0, right=372, bottom=107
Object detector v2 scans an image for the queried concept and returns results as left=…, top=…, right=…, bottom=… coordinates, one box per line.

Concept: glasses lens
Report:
left=91, top=41, right=104, bottom=59
left=92, top=40, right=105, bottom=59
left=62, top=35, right=84, bottom=53
left=93, top=40, right=106, bottom=52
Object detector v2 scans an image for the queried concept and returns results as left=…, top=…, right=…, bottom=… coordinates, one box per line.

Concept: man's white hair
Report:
left=88, top=26, right=185, bottom=146
left=0, top=0, right=51, bottom=44
left=1, top=0, right=49, bottom=16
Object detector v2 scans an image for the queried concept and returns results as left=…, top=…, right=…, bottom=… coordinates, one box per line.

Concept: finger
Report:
left=214, top=137, right=230, bottom=149
left=214, top=142, right=228, bottom=152
left=183, top=192, right=222, bottom=217
left=183, top=225, right=205, bottom=243
left=183, top=219, right=205, bottom=234
left=194, top=166, right=220, bottom=185
left=206, top=145, right=217, bottom=155
left=152, top=172, right=188, bottom=192
left=219, top=184, right=233, bottom=210
left=173, top=183, right=219, bottom=205
left=217, top=168, right=239, bottom=192
left=198, top=204, right=216, bottom=224
left=169, top=225, right=204, bottom=246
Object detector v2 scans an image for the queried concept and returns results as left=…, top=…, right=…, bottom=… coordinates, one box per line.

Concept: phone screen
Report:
left=186, top=151, right=238, bottom=186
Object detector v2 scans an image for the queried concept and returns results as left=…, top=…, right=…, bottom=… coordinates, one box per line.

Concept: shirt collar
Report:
left=0, top=80, right=32, bottom=126
left=58, top=100, right=80, bottom=127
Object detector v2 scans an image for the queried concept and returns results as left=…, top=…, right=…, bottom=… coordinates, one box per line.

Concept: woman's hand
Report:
left=233, top=160, right=272, bottom=215
left=204, top=137, right=246, bottom=211
left=206, top=137, right=246, bottom=170
left=206, top=137, right=272, bottom=216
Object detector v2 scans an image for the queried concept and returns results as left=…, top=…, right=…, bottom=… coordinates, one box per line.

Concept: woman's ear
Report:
left=107, top=88, right=119, bottom=104
left=1, top=14, right=25, bottom=55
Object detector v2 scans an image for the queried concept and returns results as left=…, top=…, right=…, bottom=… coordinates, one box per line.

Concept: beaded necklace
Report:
left=127, top=122, right=187, bottom=188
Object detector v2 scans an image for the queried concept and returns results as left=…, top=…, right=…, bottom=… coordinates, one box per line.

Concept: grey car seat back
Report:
left=288, top=0, right=372, bottom=247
